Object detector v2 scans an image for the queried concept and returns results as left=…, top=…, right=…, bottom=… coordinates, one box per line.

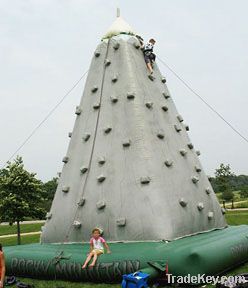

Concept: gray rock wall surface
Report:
left=41, top=34, right=226, bottom=243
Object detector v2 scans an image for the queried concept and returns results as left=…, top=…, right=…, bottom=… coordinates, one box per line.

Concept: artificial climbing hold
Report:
left=162, top=105, right=168, bottom=112
left=75, top=106, right=82, bottom=115
left=78, top=198, right=86, bottom=207
left=185, top=124, right=190, bottom=131
left=93, top=103, right=101, bottom=110
left=208, top=212, right=214, bottom=220
left=62, top=156, right=69, bottom=163
left=127, top=92, right=135, bottom=100
left=73, top=221, right=81, bottom=228
left=133, top=42, right=140, bottom=49
left=98, top=157, right=106, bottom=165
left=112, top=75, right=118, bottom=83
left=104, top=127, right=112, bottom=134
left=187, top=143, right=194, bottom=149
left=140, top=177, right=151, bottom=184
left=177, top=115, right=184, bottom=122
left=162, top=92, right=170, bottom=99
left=110, top=96, right=118, bottom=103
left=91, top=86, right=98, bottom=93
left=164, top=160, right=173, bottom=167
left=197, top=203, right=204, bottom=211
left=195, top=166, right=202, bottom=173
left=161, top=77, right=166, bottom=83
left=104, top=59, right=111, bottom=67
left=116, top=218, right=126, bottom=227
left=205, top=187, right=211, bottom=195
left=46, top=212, right=52, bottom=220
left=96, top=201, right=106, bottom=210
left=113, top=42, right=120, bottom=50
left=192, top=176, right=200, bottom=184
left=174, top=124, right=182, bottom=132
left=145, top=102, right=153, bottom=109
left=157, top=132, right=165, bottom=139
left=83, top=133, right=91, bottom=142
left=80, top=166, right=88, bottom=174
left=94, top=51, right=100, bottom=57
left=97, top=175, right=106, bottom=183
left=62, top=186, right=70, bottom=193
left=122, top=140, right=131, bottom=147
left=179, top=198, right=187, bottom=207
left=180, top=149, right=187, bottom=156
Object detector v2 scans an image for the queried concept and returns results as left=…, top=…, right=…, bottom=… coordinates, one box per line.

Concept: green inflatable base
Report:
left=4, top=225, right=248, bottom=284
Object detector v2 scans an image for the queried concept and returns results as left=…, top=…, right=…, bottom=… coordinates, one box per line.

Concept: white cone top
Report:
left=102, top=14, right=135, bottom=39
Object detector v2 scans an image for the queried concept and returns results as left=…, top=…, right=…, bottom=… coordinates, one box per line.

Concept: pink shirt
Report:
left=90, top=237, right=106, bottom=250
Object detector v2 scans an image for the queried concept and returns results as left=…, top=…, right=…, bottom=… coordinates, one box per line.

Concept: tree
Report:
left=214, top=163, right=234, bottom=201
left=240, top=185, right=248, bottom=199
left=42, top=177, right=58, bottom=211
left=208, top=176, right=218, bottom=192
left=0, top=156, right=46, bottom=244
left=222, top=190, right=234, bottom=202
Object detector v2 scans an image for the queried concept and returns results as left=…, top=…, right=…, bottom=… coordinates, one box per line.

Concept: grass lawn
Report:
left=204, top=262, right=248, bottom=288
left=0, top=234, right=40, bottom=246
left=13, top=278, right=120, bottom=288
left=0, top=223, right=43, bottom=236
left=225, top=210, right=248, bottom=225
left=1, top=211, right=248, bottom=287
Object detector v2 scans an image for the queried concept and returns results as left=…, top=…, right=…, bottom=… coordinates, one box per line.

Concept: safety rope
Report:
left=157, top=56, right=248, bottom=145
left=0, top=70, right=89, bottom=170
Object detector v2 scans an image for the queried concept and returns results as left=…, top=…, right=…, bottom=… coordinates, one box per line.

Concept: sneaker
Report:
left=148, top=74, right=155, bottom=81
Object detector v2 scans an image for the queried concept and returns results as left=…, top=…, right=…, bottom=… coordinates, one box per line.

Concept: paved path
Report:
left=0, top=231, right=41, bottom=239
left=0, top=220, right=45, bottom=226
left=226, top=208, right=248, bottom=211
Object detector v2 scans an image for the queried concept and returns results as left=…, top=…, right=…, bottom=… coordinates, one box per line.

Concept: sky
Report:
left=0, top=0, right=248, bottom=181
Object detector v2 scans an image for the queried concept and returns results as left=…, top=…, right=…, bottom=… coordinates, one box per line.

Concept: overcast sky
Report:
left=0, top=0, right=248, bottom=181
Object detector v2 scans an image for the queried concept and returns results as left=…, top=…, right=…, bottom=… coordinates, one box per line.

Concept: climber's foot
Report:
left=148, top=74, right=155, bottom=81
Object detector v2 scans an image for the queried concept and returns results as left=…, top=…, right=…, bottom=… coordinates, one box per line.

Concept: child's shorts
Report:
left=144, top=54, right=151, bottom=64
left=92, top=249, right=104, bottom=254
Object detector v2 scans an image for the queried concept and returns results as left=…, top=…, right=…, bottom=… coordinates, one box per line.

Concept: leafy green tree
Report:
left=230, top=174, right=248, bottom=192
left=42, top=177, right=58, bottom=211
left=222, top=190, right=234, bottom=202
left=215, top=163, right=234, bottom=201
left=0, top=156, right=45, bottom=244
left=240, top=185, right=248, bottom=199
left=208, top=176, right=218, bottom=192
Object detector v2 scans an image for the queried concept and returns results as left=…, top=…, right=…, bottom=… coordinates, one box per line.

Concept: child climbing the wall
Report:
left=142, top=38, right=156, bottom=80
left=82, top=228, right=111, bottom=268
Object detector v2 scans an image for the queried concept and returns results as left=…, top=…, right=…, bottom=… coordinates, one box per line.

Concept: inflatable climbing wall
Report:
left=41, top=15, right=226, bottom=244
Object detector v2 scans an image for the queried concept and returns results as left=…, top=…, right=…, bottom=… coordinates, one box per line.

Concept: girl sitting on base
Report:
left=82, top=228, right=111, bottom=268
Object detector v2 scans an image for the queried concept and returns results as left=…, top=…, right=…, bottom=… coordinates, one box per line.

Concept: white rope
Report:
left=1, top=70, right=89, bottom=169
left=157, top=56, right=248, bottom=145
